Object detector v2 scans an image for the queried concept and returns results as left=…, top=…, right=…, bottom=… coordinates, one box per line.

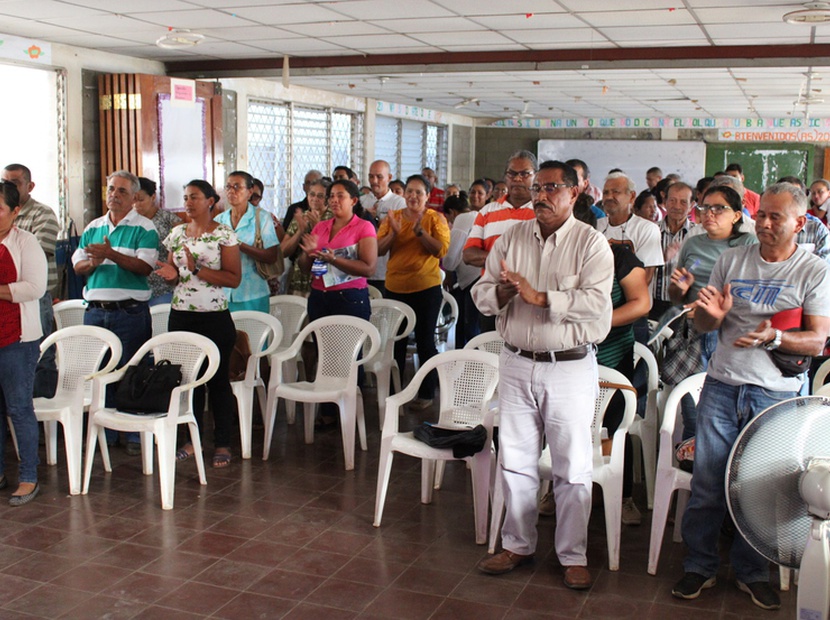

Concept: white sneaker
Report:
left=621, top=497, right=641, bottom=525
left=538, top=491, right=556, bottom=517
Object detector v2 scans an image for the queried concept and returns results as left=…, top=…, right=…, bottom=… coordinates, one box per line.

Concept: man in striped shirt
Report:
left=463, top=150, right=538, bottom=331
left=3, top=164, right=61, bottom=397
left=72, top=170, right=158, bottom=454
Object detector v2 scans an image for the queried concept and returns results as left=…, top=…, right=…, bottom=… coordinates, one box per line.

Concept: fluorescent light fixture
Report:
left=156, top=29, right=205, bottom=49
left=783, top=2, right=830, bottom=25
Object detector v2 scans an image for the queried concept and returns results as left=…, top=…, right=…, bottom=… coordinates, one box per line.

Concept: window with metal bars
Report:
left=374, top=116, right=447, bottom=186
left=247, top=99, right=363, bottom=217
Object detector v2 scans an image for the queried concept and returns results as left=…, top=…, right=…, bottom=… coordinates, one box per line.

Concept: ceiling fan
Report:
left=510, top=102, right=535, bottom=120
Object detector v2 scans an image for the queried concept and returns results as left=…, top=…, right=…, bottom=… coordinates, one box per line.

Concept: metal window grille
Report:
left=56, top=69, right=69, bottom=235
left=247, top=99, right=363, bottom=218
left=374, top=117, right=448, bottom=185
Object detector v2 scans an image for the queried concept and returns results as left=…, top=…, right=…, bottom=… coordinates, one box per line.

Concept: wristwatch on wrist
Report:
left=192, top=265, right=201, bottom=276
left=764, top=328, right=783, bottom=351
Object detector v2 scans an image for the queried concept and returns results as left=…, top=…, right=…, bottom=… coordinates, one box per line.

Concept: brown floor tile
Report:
left=58, top=593, right=148, bottom=619
left=578, top=593, right=652, bottom=618
left=0, top=573, right=42, bottom=606
left=178, top=530, right=248, bottom=557
left=304, top=577, right=384, bottom=611
left=0, top=551, right=77, bottom=583
left=192, top=558, right=272, bottom=590
left=214, top=592, right=297, bottom=619
left=140, top=550, right=218, bottom=580
left=391, top=565, right=465, bottom=597
left=248, top=567, right=326, bottom=600
left=3, top=583, right=91, bottom=618
left=431, top=598, right=509, bottom=620
left=512, top=583, right=587, bottom=617
left=284, top=602, right=358, bottom=619
left=103, top=571, right=188, bottom=604
left=362, top=587, right=444, bottom=620
left=277, top=547, right=352, bottom=578
left=92, top=541, right=165, bottom=571
left=225, top=539, right=303, bottom=567
left=154, top=581, right=239, bottom=615
left=49, top=560, right=134, bottom=593
left=132, top=605, right=205, bottom=619
left=305, top=529, right=375, bottom=555
left=334, top=556, right=409, bottom=587
left=448, top=574, right=525, bottom=607
left=83, top=514, right=150, bottom=540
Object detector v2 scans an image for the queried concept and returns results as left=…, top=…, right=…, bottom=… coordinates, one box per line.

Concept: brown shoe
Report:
left=477, top=550, right=534, bottom=575
left=563, top=565, right=592, bottom=590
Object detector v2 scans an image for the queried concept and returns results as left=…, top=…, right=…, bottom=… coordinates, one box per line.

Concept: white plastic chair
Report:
left=464, top=331, right=504, bottom=356
left=230, top=311, right=283, bottom=459
left=647, top=372, right=705, bottom=575
left=263, top=316, right=380, bottom=471
left=631, top=342, right=660, bottom=509
left=373, top=349, right=500, bottom=545
left=53, top=299, right=86, bottom=329
left=488, top=366, right=637, bottom=571
left=31, top=326, right=122, bottom=495
left=435, top=289, right=459, bottom=354
left=367, top=285, right=383, bottom=300
left=150, top=303, right=171, bottom=338
left=267, top=295, right=309, bottom=424
left=82, top=332, right=220, bottom=510
left=367, top=299, right=416, bottom=429
left=812, top=357, right=830, bottom=393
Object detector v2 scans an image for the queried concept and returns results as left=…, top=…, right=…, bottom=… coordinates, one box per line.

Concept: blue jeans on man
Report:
left=84, top=301, right=151, bottom=445
left=681, top=376, right=797, bottom=583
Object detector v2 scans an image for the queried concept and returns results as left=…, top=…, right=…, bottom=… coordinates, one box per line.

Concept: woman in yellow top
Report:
left=378, top=174, right=450, bottom=408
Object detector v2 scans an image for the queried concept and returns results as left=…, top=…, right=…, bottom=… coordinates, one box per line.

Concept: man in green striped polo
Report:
left=72, top=170, right=158, bottom=454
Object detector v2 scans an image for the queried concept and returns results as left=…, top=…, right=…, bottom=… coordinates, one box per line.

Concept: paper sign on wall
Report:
left=170, top=78, right=195, bottom=108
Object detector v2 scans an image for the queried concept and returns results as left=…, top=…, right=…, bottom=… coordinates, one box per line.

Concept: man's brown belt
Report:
left=504, top=342, right=591, bottom=363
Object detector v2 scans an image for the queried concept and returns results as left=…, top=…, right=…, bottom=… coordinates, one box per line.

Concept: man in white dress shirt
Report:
left=360, top=160, right=404, bottom=295
left=473, top=160, right=613, bottom=589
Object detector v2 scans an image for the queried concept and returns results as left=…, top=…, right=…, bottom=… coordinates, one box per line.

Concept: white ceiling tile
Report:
left=365, top=16, right=484, bottom=34
left=469, top=13, right=586, bottom=30
left=134, top=9, right=257, bottom=30
left=200, top=25, right=302, bottom=40
left=598, top=24, right=706, bottom=41
left=279, top=20, right=389, bottom=36
left=582, top=8, right=697, bottom=28
left=207, top=3, right=342, bottom=25
left=321, top=0, right=455, bottom=20
left=0, top=0, right=103, bottom=19
left=60, top=0, right=196, bottom=11
left=246, top=37, right=350, bottom=53
left=410, top=30, right=514, bottom=46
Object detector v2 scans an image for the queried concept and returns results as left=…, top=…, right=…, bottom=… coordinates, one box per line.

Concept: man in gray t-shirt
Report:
left=673, top=182, right=830, bottom=610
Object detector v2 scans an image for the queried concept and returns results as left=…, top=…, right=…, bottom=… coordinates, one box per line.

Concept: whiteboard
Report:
left=538, top=139, right=706, bottom=193
left=158, top=94, right=208, bottom=212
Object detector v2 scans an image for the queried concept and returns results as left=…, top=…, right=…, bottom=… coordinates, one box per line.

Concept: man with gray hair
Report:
left=72, top=170, right=158, bottom=454
left=673, top=182, right=830, bottom=610
left=597, top=172, right=663, bottom=283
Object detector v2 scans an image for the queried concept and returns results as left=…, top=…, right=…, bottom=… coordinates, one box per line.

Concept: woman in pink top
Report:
left=298, top=179, right=377, bottom=322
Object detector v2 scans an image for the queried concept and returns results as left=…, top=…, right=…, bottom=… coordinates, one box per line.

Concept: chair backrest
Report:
left=53, top=300, right=87, bottom=330
left=296, top=316, right=380, bottom=382
left=659, top=372, right=706, bottom=471
left=150, top=303, right=171, bottom=338
left=430, top=350, right=500, bottom=429
left=812, top=357, right=830, bottom=394
left=268, top=295, right=308, bottom=349
left=464, top=331, right=504, bottom=356
left=369, top=299, right=416, bottom=359
left=633, top=341, right=659, bottom=395
left=42, top=325, right=122, bottom=401
left=435, top=289, right=458, bottom=338
left=594, top=366, right=638, bottom=467
left=231, top=310, right=283, bottom=358
left=367, top=285, right=383, bottom=300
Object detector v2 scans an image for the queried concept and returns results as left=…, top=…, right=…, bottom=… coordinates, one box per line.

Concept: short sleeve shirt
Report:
left=215, top=205, right=278, bottom=303
left=164, top=223, right=238, bottom=312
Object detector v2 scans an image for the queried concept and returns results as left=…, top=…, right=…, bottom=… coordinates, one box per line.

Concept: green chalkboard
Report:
left=705, top=144, right=813, bottom=194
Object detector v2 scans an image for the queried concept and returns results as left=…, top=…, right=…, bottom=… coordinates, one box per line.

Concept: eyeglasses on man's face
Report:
left=505, top=169, right=534, bottom=180
left=530, top=183, right=573, bottom=195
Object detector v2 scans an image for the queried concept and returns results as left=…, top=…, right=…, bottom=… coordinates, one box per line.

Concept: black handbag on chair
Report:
left=114, top=359, right=183, bottom=414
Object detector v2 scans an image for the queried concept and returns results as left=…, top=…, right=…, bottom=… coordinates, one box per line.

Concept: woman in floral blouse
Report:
left=154, top=180, right=242, bottom=468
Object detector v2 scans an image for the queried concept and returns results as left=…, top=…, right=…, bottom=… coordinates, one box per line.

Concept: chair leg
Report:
left=376, top=369, right=391, bottom=430
left=488, top=465, right=505, bottom=554
left=187, top=422, right=207, bottom=485
left=338, top=397, right=356, bottom=471
left=601, top=480, right=623, bottom=571
left=233, top=383, right=253, bottom=459
left=82, top=422, right=100, bottom=494
left=262, top=387, right=278, bottom=460
left=283, top=360, right=298, bottom=424
left=673, top=489, right=690, bottom=543
left=421, top=459, right=436, bottom=504
left=373, top=440, right=395, bottom=528
left=44, top=420, right=58, bottom=465
left=648, top=474, right=676, bottom=575
left=356, top=390, right=367, bottom=452
left=63, top=413, right=83, bottom=495
left=156, top=431, right=175, bottom=510
left=303, top=402, right=316, bottom=445
left=779, top=566, right=791, bottom=592
left=7, top=418, right=19, bottom=461
left=391, top=364, right=402, bottom=395
left=140, top=431, right=154, bottom=476
left=470, top=452, right=491, bottom=545
left=434, top=460, right=446, bottom=490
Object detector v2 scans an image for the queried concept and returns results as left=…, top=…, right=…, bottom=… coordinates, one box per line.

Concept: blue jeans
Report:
left=681, top=376, right=797, bottom=583
left=84, top=301, right=151, bottom=444
left=0, top=340, right=41, bottom=483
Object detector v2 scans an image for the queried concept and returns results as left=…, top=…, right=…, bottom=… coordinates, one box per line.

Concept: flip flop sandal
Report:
left=176, top=446, right=193, bottom=461
left=212, top=452, right=232, bottom=468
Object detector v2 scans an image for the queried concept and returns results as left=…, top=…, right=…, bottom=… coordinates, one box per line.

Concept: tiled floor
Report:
left=0, top=390, right=799, bottom=619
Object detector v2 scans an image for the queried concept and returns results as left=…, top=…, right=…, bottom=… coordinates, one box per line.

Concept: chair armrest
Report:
left=89, top=368, right=127, bottom=411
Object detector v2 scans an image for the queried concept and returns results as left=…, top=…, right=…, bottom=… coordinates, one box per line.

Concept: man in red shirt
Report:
left=725, top=163, right=760, bottom=217
left=422, top=167, right=445, bottom=212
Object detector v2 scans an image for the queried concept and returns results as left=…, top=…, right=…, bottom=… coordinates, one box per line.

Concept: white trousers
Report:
left=497, top=348, right=596, bottom=566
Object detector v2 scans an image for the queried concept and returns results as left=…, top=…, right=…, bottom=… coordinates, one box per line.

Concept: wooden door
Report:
left=99, top=74, right=223, bottom=213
